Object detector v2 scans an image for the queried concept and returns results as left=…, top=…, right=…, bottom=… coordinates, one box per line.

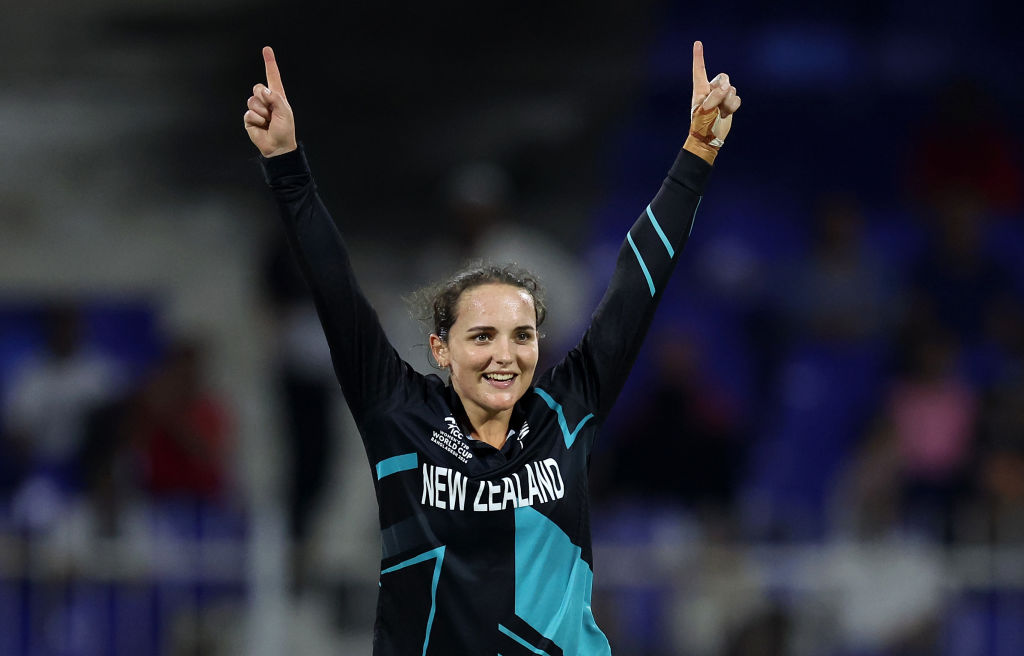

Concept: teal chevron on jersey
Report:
left=533, top=388, right=594, bottom=449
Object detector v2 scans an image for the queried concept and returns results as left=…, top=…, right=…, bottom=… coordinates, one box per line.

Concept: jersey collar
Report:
left=445, top=382, right=530, bottom=454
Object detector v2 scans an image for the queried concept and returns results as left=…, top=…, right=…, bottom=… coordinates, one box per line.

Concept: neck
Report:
left=465, top=407, right=512, bottom=450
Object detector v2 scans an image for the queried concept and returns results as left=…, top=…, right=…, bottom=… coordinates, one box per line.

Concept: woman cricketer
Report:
left=244, top=41, right=740, bottom=655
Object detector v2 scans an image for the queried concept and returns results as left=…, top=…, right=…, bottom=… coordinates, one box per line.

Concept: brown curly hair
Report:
left=409, top=261, right=547, bottom=344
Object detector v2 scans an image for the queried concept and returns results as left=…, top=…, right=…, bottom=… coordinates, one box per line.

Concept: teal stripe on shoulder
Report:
left=646, top=205, right=675, bottom=258
left=376, top=452, right=418, bottom=480
left=689, top=196, right=702, bottom=239
left=626, top=232, right=656, bottom=297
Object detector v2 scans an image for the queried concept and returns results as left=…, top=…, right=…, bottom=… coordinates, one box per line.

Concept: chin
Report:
left=485, top=395, right=518, bottom=411
left=483, top=388, right=524, bottom=411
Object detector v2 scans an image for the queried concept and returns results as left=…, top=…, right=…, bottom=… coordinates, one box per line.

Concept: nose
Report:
left=494, top=336, right=513, bottom=365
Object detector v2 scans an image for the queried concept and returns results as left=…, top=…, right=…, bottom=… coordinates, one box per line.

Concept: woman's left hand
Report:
left=685, top=41, right=741, bottom=164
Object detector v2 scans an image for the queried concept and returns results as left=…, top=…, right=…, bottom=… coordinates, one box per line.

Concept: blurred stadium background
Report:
left=2, top=1, right=1022, bottom=654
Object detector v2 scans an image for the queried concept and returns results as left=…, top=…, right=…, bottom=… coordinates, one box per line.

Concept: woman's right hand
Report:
left=244, top=46, right=298, bottom=158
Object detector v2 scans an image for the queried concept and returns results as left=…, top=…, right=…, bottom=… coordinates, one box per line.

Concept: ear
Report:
left=429, top=333, right=449, bottom=369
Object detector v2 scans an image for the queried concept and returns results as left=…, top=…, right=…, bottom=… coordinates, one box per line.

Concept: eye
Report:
left=516, top=330, right=534, bottom=342
left=473, top=333, right=491, bottom=343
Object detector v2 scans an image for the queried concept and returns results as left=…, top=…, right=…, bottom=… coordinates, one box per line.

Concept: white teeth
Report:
left=485, top=373, right=514, bottom=381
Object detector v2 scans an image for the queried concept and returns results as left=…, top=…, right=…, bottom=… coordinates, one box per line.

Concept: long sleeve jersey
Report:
left=262, top=145, right=711, bottom=656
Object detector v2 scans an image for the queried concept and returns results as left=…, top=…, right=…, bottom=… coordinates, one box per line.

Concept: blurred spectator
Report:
left=964, top=294, right=1024, bottom=390
left=594, top=329, right=742, bottom=514
left=827, top=535, right=947, bottom=656
left=262, top=235, right=341, bottom=592
left=2, top=303, right=124, bottom=529
left=910, top=191, right=1013, bottom=346
left=44, top=395, right=151, bottom=577
left=721, top=606, right=792, bottom=656
left=0, top=434, right=23, bottom=503
left=842, top=325, right=978, bottom=541
left=959, top=375, right=1024, bottom=544
left=905, top=78, right=1023, bottom=215
left=780, top=192, right=897, bottom=345
left=133, top=339, right=233, bottom=503
left=415, top=160, right=588, bottom=363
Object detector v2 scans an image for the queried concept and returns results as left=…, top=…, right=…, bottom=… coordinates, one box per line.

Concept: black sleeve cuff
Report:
left=667, top=147, right=713, bottom=195
left=260, top=144, right=310, bottom=185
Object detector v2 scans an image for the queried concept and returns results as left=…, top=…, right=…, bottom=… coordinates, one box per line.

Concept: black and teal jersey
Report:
left=262, top=144, right=711, bottom=655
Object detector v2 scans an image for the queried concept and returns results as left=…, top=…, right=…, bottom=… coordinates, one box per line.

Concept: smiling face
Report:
left=430, top=283, right=539, bottom=426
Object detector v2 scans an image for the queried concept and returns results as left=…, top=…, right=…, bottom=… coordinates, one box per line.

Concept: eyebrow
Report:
left=464, top=325, right=536, bottom=332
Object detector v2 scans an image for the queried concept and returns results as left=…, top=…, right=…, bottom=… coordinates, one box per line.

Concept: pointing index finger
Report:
left=263, top=46, right=286, bottom=97
left=692, top=41, right=709, bottom=88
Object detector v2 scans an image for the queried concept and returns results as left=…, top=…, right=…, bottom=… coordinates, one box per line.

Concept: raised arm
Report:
left=245, top=47, right=409, bottom=421
left=548, top=41, right=741, bottom=418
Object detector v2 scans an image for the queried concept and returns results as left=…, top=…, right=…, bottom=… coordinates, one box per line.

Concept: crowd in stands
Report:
left=0, top=303, right=243, bottom=654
